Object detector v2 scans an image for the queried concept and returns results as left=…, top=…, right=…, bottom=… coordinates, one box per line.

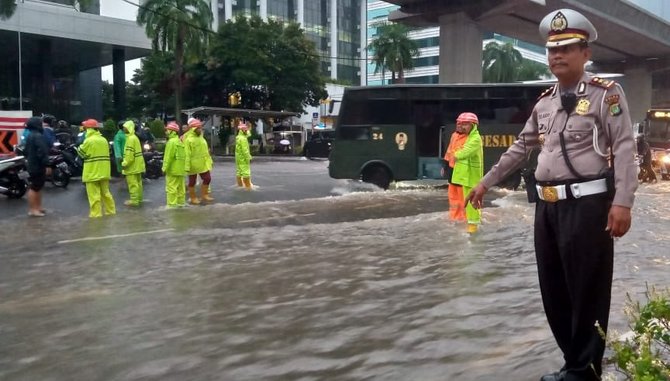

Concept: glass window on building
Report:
left=233, top=0, right=258, bottom=17
left=267, top=0, right=296, bottom=22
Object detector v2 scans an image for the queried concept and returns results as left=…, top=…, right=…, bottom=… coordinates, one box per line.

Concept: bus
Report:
left=328, top=84, right=549, bottom=189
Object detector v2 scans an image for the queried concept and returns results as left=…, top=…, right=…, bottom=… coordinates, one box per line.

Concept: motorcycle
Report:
left=142, top=143, right=163, bottom=180
left=636, top=154, right=657, bottom=183
left=15, top=144, right=71, bottom=188
left=47, top=145, right=71, bottom=188
left=54, top=142, right=83, bottom=178
left=0, top=154, right=28, bottom=199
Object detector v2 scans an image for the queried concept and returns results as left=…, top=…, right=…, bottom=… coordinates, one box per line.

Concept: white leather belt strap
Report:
left=536, top=178, right=608, bottom=202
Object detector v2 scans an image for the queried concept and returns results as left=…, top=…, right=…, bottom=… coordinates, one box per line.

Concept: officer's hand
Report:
left=466, top=183, right=488, bottom=209
left=607, top=205, right=632, bottom=238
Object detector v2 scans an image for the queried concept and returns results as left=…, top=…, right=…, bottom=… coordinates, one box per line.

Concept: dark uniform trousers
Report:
left=534, top=193, right=613, bottom=380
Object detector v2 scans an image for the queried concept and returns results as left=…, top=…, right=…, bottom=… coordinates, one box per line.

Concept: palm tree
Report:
left=368, top=22, right=420, bottom=84
left=0, top=0, right=16, bottom=20
left=137, top=0, right=212, bottom=123
left=482, top=42, right=524, bottom=83
left=516, top=59, right=550, bottom=81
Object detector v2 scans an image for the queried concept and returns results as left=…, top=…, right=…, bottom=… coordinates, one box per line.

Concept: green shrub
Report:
left=147, top=119, right=166, bottom=139
left=101, top=119, right=117, bottom=141
left=602, top=286, right=670, bottom=380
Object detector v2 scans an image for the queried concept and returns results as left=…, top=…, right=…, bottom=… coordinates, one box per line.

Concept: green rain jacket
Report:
left=452, top=126, right=483, bottom=188
left=77, top=129, right=111, bottom=183
left=235, top=131, right=252, bottom=175
left=162, top=130, right=186, bottom=176
left=113, top=129, right=126, bottom=159
left=121, top=121, right=146, bottom=175
left=184, top=130, right=213, bottom=175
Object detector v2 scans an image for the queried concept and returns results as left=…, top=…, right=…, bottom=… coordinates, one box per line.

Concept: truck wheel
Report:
left=362, top=166, right=391, bottom=189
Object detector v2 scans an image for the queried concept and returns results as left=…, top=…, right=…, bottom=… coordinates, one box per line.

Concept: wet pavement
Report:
left=1, top=160, right=668, bottom=381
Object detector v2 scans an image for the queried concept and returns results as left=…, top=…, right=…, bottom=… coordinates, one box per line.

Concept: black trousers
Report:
left=534, top=194, right=613, bottom=380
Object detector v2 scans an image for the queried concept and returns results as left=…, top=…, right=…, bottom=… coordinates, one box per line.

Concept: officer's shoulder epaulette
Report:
left=537, top=86, right=555, bottom=100
left=590, top=77, right=616, bottom=89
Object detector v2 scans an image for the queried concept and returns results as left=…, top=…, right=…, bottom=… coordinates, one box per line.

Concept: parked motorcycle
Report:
left=15, top=144, right=70, bottom=188
left=0, top=155, right=28, bottom=199
left=142, top=143, right=163, bottom=180
left=47, top=146, right=71, bottom=188
left=55, top=142, right=83, bottom=178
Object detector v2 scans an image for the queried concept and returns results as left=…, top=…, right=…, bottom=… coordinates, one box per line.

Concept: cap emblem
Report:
left=550, top=11, right=568, bottom=32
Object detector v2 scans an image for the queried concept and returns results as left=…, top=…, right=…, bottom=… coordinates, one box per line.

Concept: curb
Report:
left=213, top=155, right=311, bottom=162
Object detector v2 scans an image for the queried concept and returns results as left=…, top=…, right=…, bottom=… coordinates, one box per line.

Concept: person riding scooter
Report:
left=636, top=134, right=656, bottom=183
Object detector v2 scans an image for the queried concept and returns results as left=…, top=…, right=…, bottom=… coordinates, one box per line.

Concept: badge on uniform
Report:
left=576, top=98, right=590, bottom=115
left=609, top=103, right=622, bottom=116
left=539, top=134, right=545, bottom=146
left=605, top=94, right=622, bottom=116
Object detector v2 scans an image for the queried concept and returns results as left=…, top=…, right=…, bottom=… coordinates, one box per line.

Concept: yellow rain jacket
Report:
left=184, top=130, right=213, bottom=175
left=77, top=129, right=111, bottom=182
left=162, top=130, right=186, bottom=176
left=121, top=120, right=146, bottom=175
left=235, top=131, right=252, bottom=177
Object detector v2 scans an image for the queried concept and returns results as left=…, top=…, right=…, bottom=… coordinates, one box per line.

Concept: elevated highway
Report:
left=384, top=0, right=670, bottom=120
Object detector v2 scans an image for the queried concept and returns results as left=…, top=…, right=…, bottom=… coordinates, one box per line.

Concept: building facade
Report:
left=366, top=0, right=547, bottom=85
left=215, top=0, right=366, bottom=85
left=0, top=0, right=150, bottom=123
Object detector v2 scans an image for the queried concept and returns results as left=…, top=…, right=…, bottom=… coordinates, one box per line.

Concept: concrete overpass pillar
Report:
left=112, top=48, right=126, bottom=120
left=622, top=67, right=652, bottom=124
left=438, top=12, right=482, bottom=83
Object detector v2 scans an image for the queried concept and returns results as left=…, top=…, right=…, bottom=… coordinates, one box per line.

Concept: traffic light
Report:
left=228, top=91, right=242, bottom=107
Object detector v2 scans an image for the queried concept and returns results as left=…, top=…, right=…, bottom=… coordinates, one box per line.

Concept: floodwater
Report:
left=1, top=181, right=668, bottom=381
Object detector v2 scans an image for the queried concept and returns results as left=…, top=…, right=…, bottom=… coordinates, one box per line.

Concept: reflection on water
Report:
left=1, top=183, right=669, bottom=381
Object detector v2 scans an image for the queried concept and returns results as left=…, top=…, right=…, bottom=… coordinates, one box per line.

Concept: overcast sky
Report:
left=100, top=0, right=141, bottom=83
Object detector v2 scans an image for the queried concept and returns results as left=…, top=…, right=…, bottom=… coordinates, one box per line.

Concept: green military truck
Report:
left=328, top=84, right=548, bottom=189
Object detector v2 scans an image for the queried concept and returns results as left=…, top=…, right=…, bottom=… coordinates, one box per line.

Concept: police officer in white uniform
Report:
left=467, top=9, right=637, bottom=381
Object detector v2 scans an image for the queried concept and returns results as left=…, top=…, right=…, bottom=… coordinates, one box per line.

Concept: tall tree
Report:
left=516, top=59, right=551, bottom=81
left=482, top=42, right=524, bottom=83
left=137, top=0, right=212, bottom=123
left=482, top=42, right=550, bottom=82
left=368, top=22, right=420, bottom=84
left=200, top=15, right=327, bottom=112
left=130, top=51, right=177, bottom=118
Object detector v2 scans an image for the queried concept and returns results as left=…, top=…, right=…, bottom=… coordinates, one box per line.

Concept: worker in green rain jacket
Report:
left=113, top=121, right=126, bottom=176
left=451, top=112, right=484, bottom=234
left=121, top=120, right=145, bottom=206
left=77, top=119, right=116, bottom=218
left=235, top=121, right=253, bottom=189
left=184, top=118, right=214, bottom=204
left=162, top=122, right=186, bottom=207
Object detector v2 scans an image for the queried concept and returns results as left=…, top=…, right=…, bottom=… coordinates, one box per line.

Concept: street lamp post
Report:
left=18, top=31, right=23, bottom=110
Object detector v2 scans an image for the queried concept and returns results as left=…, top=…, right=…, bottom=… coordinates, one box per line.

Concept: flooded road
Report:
left=1, top=164, right=668, bottom=381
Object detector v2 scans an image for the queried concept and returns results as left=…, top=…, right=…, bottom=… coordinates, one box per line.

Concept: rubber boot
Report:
left=201, top=184, right=214, bottom=202
left=242, top=177, right=253, bottom=190
left=236, top=176, right=244, bottom=187
left=467, top=224, right=478, bottom=234
left=188, top=186, right=201, bottom=205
